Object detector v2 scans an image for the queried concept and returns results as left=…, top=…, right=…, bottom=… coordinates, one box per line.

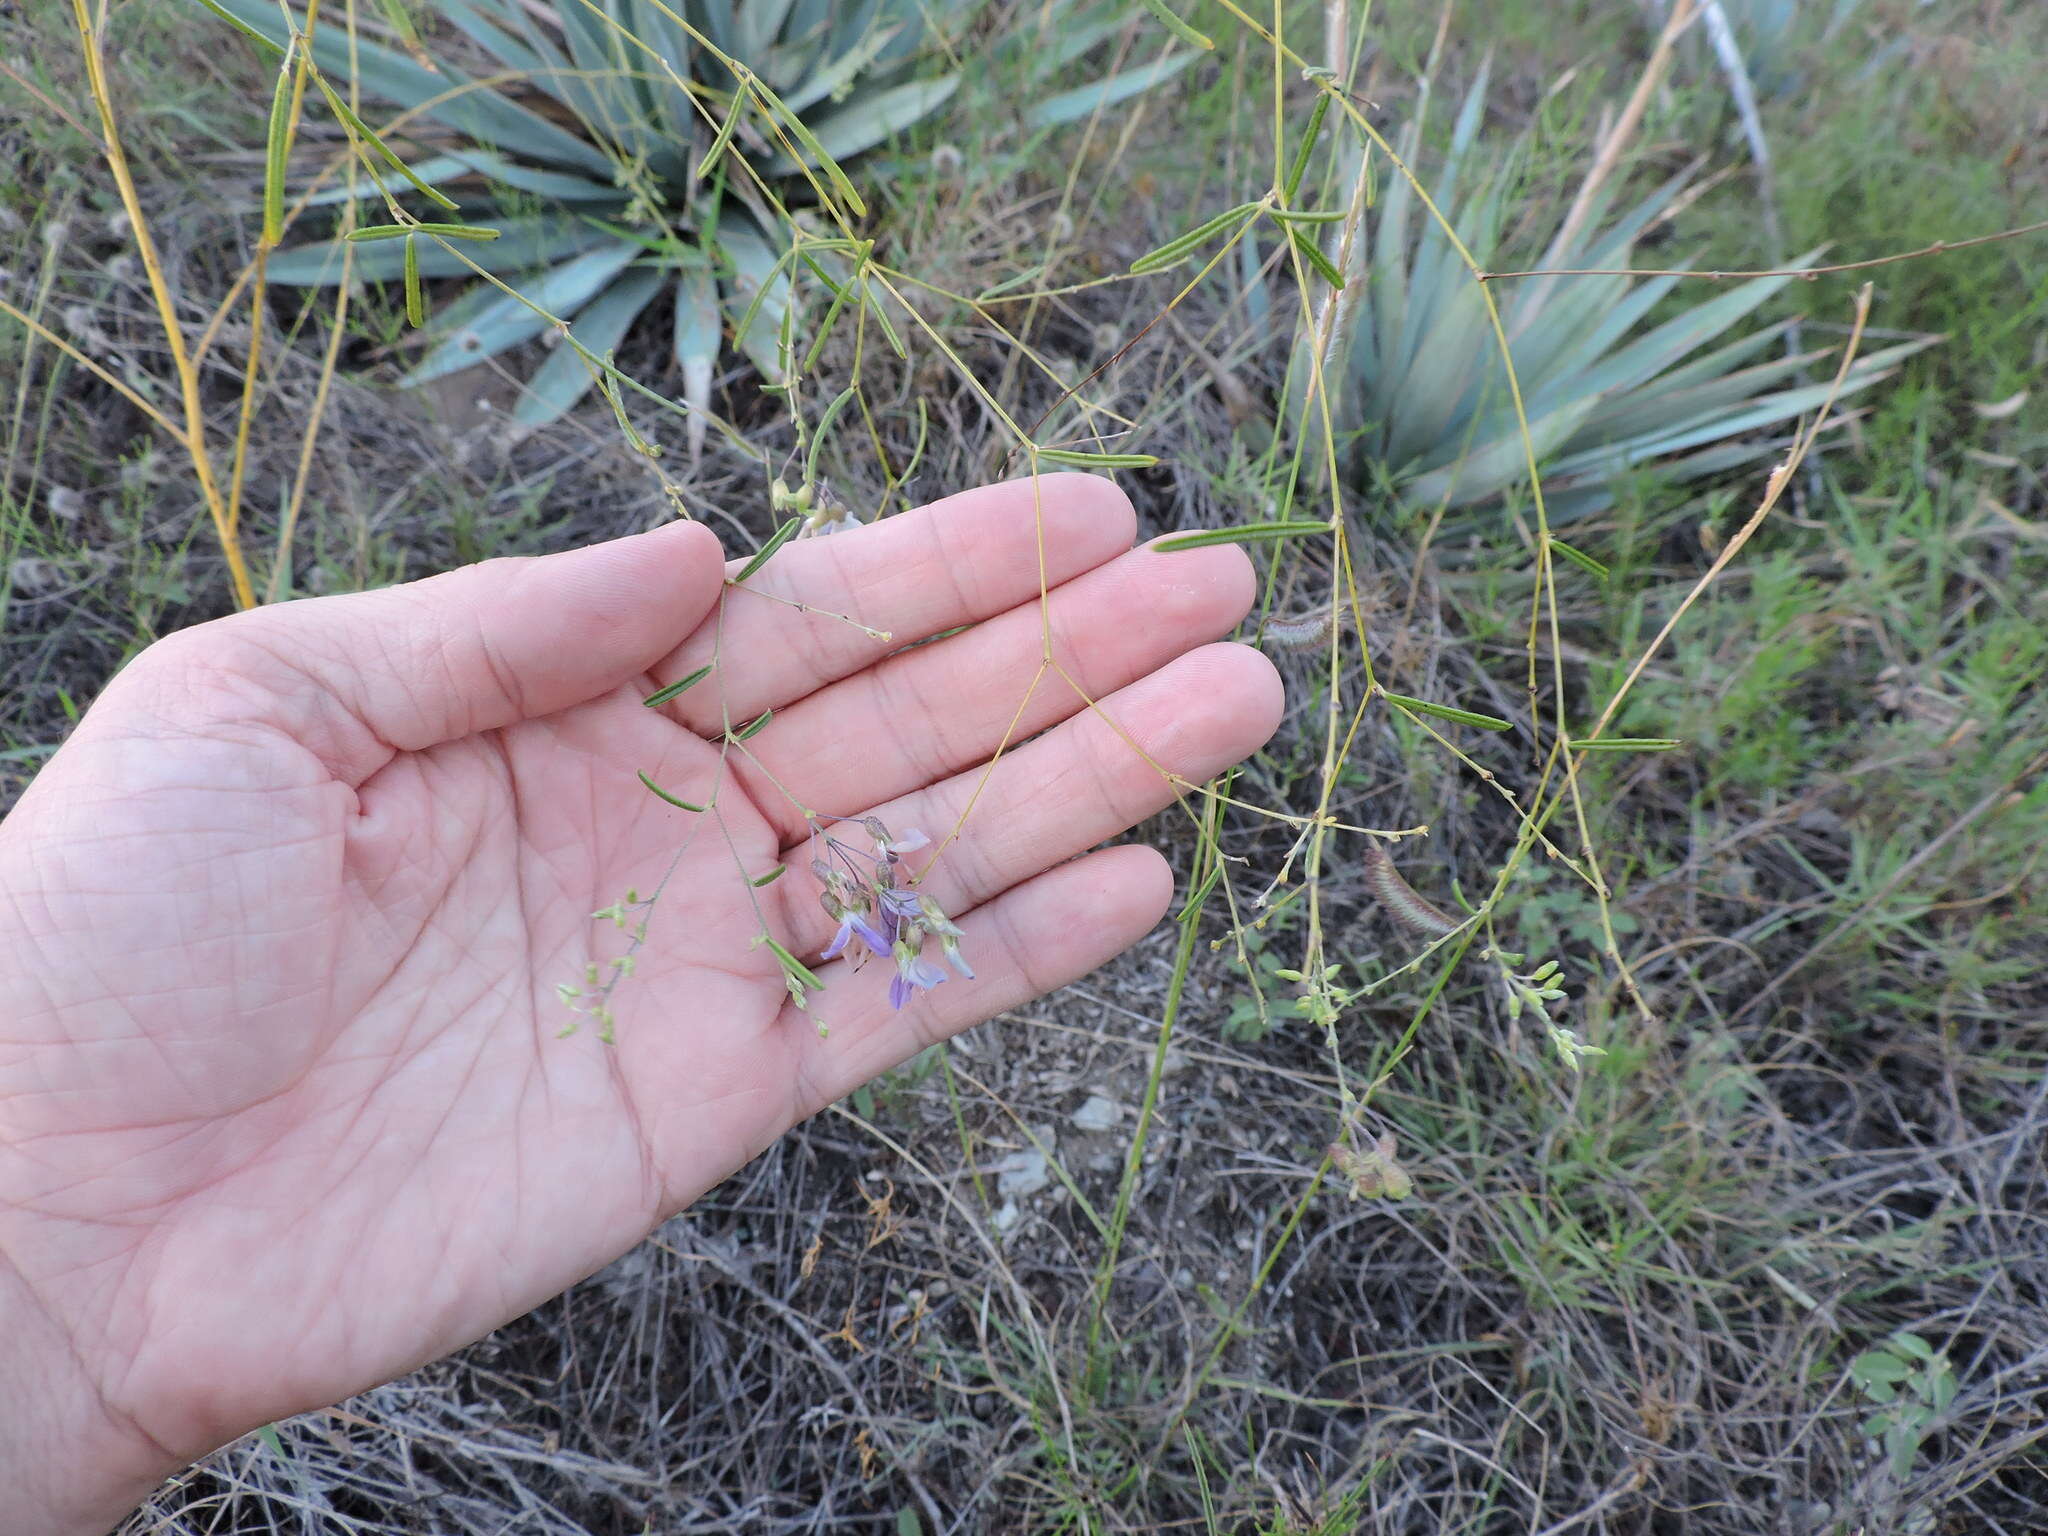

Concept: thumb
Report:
left=130, top=521, right=728, bottom=784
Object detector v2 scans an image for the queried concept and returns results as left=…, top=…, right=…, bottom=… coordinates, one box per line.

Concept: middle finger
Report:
left=726, top=539, right=1254, bottom=844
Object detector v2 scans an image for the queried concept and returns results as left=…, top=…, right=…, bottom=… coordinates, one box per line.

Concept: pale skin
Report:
left=0, top=475, right=1282, bottom=1535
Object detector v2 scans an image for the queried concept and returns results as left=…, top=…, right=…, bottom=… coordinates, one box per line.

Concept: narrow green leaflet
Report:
left=644, top=665, right=713, bottom=708
left=1176, top=861, right=1222, bottom=925
left=1130, top=201, right=1261, bottom=274
left=733, top=518, right=802, bottom=583
left=346, top=222, right=502, bottom=243
left=747, top=74, right=867, bottom=218
left=1289, top=228, right=1345, bottom=289
left=1382, top=692, right=1515, bottom=731
left=637, top=770, right=707, bottom=811
left=695, top=81, right=751, bottom=181
left=760, top=936, right=826, bottom=994
left=1035, top=447, right=1159, bottom=468
left=401, top=233, right=423, bottom=327
left=1133, top=0, right=1215, bottom=50
left=1283, top=91, right=1333, bottom=199
left=1548, top=537, right=1609, bottom=580
left=402, top=241, right=642, bottom=386
left=764, top=77, right=962, bottom=179
left=806, top=387, right=859, bottom=484
left=268, top=217, right=609, bottom=285
left=307, top=78, right=461, bottom=212
left=1154, top=520, right=1331, bottom=551
left=194, top=0, right=286, bottom=57
left=262, top=40, right=299, bottom=245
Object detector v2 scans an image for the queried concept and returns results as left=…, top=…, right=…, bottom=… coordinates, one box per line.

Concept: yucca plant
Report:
left=205, top=0, right=1189, bottom=444
left=1326, top=70, right=1933, bottom=526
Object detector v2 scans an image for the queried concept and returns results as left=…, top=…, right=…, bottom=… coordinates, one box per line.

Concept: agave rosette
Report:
left=208, top=0, right=989, bottom=436
left=1338, top=70, right=1934, bottom=524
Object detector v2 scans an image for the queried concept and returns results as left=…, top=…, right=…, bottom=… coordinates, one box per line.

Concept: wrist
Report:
left=0, top=1257, right=177, bottom=1536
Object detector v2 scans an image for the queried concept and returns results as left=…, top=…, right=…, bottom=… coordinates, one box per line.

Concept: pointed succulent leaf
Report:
left=404, top=240, right=643, bottom=385
left=765, top=75, right=960, bottom=174
left=266, top=217, right=612, bottom=285
left=203, top=0, right=615, bottom=176
left=1027, top=51, right=1200, bottom=130
left=673, top=265, right=719, bottom=461
left=1399, top=395, right=1604, bottom=509
left=510, top=264, right=668, bottom=428
left=781, top=20, right=914, bottom=114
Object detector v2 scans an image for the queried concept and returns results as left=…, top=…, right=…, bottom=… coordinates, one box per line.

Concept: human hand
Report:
left=0, top=475, right=1281, bottom=1535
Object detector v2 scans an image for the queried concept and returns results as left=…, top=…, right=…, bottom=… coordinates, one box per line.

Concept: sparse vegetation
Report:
left=4, top=0, right=2045, bottom=1531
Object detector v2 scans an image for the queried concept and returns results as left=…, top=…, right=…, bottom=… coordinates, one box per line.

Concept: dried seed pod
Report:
left=1329, top=1132, right=1414, bottom=1200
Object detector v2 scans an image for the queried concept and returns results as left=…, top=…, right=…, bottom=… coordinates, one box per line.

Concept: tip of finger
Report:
left=1191, top=641, right=1287, bottom=740
left=1089, top=842, right=1175, bottom=925
left=660, top=517, right=727, bottom=558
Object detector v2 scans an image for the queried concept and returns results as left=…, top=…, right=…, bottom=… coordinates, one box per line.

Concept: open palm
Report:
left=0, top=476, right=1280, bottom=1534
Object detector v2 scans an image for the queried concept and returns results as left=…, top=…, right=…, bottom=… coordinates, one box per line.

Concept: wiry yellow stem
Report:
left=69, top=0, right=256, bottom=610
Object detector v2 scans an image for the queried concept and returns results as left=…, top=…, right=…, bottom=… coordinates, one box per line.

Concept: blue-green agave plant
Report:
left=1330, top=69, right=1934, bottom=525
left=207, top=0, right=1192, bottom=445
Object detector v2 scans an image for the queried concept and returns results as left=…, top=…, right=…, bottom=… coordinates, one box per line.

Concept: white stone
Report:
left=1071, top=1094, right=1122, bottom=1133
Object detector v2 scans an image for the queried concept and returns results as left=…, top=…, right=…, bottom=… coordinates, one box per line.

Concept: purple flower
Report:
left=887, top=937, right=948, bottom=1010
left=822, top=908, right=892, bottom=962
left=877, top=884, right=923, bottom=922
left=865, top=817, right=931, bottom=860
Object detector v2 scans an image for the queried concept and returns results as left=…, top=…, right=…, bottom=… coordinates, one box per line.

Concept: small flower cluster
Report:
left=559, top=887, right=656, bottom=1043
left=813, top=817, right=973, bottom=1010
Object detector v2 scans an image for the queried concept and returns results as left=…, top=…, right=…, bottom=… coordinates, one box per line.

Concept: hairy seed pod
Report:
left=1262, top=609, right=1337, bottom=651
left=1362, top=843, right=1458, bottom=937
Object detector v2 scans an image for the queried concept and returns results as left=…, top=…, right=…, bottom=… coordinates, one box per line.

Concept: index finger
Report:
left=645, top=474, right=1136, bottom=733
